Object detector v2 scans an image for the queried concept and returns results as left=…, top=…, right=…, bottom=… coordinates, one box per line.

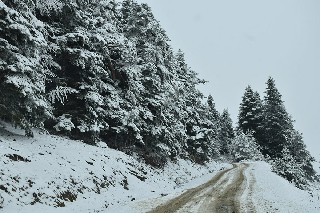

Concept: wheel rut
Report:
left=147, top=163, right=253, bottom=213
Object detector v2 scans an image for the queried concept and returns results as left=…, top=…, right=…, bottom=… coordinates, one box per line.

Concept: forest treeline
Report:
left=0, top=0, right=316, bottom=188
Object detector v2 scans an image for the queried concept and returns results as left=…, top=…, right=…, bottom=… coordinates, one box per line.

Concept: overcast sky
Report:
left=134, top=0, right=320, bottom=158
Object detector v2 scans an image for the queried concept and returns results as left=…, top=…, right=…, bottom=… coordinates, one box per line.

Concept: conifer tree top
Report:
left=264, top=77, right=283, bottom=105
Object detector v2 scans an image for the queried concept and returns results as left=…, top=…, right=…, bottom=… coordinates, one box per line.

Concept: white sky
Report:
left=134, top=0, right=320, bottom=158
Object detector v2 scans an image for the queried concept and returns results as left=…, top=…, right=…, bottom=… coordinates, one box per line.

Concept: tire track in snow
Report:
left=147, top=163, right=254, bottom=213
left=239, top=164, right=256, bottom=213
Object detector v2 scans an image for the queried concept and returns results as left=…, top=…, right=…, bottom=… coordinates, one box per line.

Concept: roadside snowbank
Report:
left=250, top=161, right=320, bottom=213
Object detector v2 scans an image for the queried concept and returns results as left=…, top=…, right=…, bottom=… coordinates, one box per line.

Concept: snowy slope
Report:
left=248, top=162, right=320, bottom=213
left=0, top=121, right=229, bottom=213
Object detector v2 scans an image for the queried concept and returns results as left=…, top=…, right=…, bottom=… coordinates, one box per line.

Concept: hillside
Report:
left=0, top=122, right=319, bottom=212
left=0, top=121, right=229, bottom=212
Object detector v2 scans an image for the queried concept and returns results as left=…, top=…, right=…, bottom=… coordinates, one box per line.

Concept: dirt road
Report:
left=148, top=163, right=254, bottom=213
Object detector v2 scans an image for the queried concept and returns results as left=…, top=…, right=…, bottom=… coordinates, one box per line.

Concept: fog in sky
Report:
left=135, top=0, right=320, bottom=157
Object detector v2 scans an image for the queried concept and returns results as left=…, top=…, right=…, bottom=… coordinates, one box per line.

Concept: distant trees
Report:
left=237, top=77, right=316, bottom=188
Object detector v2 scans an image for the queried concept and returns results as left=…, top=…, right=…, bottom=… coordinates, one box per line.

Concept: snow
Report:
left=85, top=91, right=104, bottom=106
left=249, top=161, right=320, bottom=213
left=0, top=121, right=229, bottom=212
left=0, top=122, right=319, bottom=213
left=6, top=75, right=33, bottom=96
left=54, top=115, right=75, bottom=131
left=48, top=86, right=79, bottom=105
left=36, top=0, right=64, bottom=15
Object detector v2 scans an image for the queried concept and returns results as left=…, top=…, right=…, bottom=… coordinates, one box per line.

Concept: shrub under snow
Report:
left=229, top=132, right=264, bottom=162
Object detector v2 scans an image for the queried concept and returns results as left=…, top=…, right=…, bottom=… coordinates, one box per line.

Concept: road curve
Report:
left=147, top=163, right=253, bottom=213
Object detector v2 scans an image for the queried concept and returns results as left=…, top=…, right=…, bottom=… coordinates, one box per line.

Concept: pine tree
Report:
left=120, top=0, right=181, bottom=158
left=229, top=132, right=263, bottom=162
left=238, top=86, right=264, bottom=146
left=286, top=129, right=316, bottom=183
left=252, top=91, right=264, bottom=140
left=207, top=95, right=220, bottom=121
left=258, top=77, right=317, bottom=188
left=272, top=147, right=304, bottom=186
left=218, top=109, right=234, bottom=154
left=260, top=77, right=293, bottom=158
left=0, top=1, right=53, bottom=136
left=238, top=86, right=263, bottom=134
left=200, top=95, right=220, bottom=157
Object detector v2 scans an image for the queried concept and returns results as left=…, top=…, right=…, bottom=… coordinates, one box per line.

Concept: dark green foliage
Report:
left=202, top=95, right=221, bottom=157
left=276, top=130, right=317, bottom=188
left=207, top=95, right=220, bottom=121
left=218, top=109, right=235, bottom=154
left=0, top=1, right=53, bottom=135
left=260, top=77, right=293, bottom=158
left=238, top=86, right=263, bottom=142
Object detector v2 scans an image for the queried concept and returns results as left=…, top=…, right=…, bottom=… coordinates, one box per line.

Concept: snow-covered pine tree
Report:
left=238, top=86, right=262, bottom=133
left=238, top=86, right=264, bottom=145
left=272, top=147, right=305, bottom=187
left=120, top=0, right=178, bottom=160
left=218, top=109, right=234, bottom=155
left=229, top=131, right=263, bottom=162
left=258, top=77, right=316, bottom=187
left=260, top=77, right=293, bottom=158
left=207, top=94, right=220, bottom=121
left=201, top=95, right=220, bottom=157
left=167, top=60, right=208, bottom=163
left=284, top=129, right=316, bottom=185
left=40, top=0, right=123, bottom=144
left=0, top=1, right=53, bottom=136
left=252, top=91, right=264, bottom=143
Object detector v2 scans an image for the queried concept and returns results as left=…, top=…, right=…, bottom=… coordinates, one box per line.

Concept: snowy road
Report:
left=148, top=163, right=254, bottom=213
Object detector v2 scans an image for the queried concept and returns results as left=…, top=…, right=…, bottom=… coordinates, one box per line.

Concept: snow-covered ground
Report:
left=0, top=121, right=229, bottom=213
left=1, top=121, right=320, bottom=213
left=248, top=162, right=320, bottom=213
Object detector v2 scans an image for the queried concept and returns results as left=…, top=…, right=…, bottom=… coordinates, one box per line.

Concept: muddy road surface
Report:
left=148, top=163, right=254, bottom=213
